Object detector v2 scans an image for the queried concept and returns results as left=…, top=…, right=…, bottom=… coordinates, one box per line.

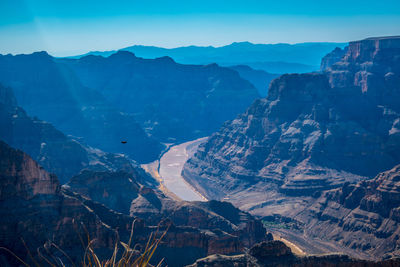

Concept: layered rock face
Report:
left=131, top=191, right=271, bottom=258
left=0, top=141, right=116, bottom=266
left=182, top=36, right=400, bottom=260
left=67, top=170, right=144, bottom=214
left=0, top=53, right=163, bottom=163
left=130, top=192, right=270, bottom=249
left=327, top=36, right=400, bottom=111
left=59, top=52, right=259, bottom=142
left=187, top=240, right=400, bottom=267
left=66, top=169, right=270, bottom=252
left=296, top=164, right=400, bottom=259
left=0, top=141, right=270, bottom=266
left=0, top=83, right=148, bottom=183
left=183, top=36, right=400, bottom=207
left=64, top=185, right=254, bottom=267
left=0, top=140, right=60, bottom=199
left=320, top=46, right=348, bottom=71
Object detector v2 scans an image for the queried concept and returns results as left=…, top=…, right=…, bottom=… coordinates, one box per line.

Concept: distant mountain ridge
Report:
left=0, top=49, right=261, bottom=157
left=229, top=65, right=280, bottom=97
left=71, top=41, right=347, bottom=74
left=58, top=51, right=259, bottom=142
left=0, top=51, right=163, bottom=163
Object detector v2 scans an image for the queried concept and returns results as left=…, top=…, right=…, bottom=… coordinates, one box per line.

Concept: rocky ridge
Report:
left=182, top=36, right=400, bottom=259
left=0, top=141, right=271, bottom=266
left=320, top=46, right=348, bottom=71
left=0, top=140, right=116, bottom=266
left=228, top=65, right=280, bottom=97
left=59, top=51, right=259, bottom=142
left=0, top=53, right=163, bottom=163
left=183, top=36, right=400, bottom=206
left=66, top=169, right=270, bottom=251
left=77, top=41, right=347, bottom=74
left=187, top=240, right=400, bottom=267
left=0, top=83, right=148, bottom=183
left=296, top=164, right=400, bottom=259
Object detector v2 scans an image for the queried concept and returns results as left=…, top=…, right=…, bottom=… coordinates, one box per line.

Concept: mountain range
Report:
left=58, top=52, right=259, bottom=142
left=0, top=52, right=163, bottom=163
left=73, top=42, right=347, bottom=74
left=0, top=50, right=260, bottom=161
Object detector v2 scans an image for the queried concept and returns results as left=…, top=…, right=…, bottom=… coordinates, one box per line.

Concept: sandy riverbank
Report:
left=142, top=137, right=208, bottom=201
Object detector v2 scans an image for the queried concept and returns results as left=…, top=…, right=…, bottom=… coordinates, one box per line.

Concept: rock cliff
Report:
left=320, top=46, right=348, bottom=71
left=187, top=240, right=400, bottom=267
left=183, top=35, right=400, bottom=260
left=296, top=164, right=400, bottom=259
left=0, top=141, right=269, bottom=266
left=67, top=170, right=143, bottom=214
left=183, top=36, right=400, bottom=210
left=0, top=140, right=116, bottom=265
left=131, top=193, right=270, bottom=249
left=66, top=169, right=270, bottom=251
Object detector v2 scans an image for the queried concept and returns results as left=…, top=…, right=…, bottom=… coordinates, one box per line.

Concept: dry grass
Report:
left=1, top=220, right=168, bottom=267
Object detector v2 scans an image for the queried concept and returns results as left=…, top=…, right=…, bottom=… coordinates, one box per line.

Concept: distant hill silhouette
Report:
left=0, top=50, right=259, bottom=150
left=229, top=65, right=280, bottom=97
left=0, top=52, right=163, bottom=163
left=59, top=51, right=259, bottom=142
left=71, top=41, right=347, bottom=74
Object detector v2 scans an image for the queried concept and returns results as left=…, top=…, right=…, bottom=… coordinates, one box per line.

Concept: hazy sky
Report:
left=1, top=0, right=400, bottom=56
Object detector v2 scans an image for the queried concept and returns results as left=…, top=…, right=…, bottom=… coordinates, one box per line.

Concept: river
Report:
left=142, top=137, right=208, bottom=201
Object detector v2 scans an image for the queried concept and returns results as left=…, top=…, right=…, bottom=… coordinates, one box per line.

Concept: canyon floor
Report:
left=142, top=137, right=208, bottom=201
left=143, top=137, right=379, bottom=261
left=143, top=138, right=343, bottom=259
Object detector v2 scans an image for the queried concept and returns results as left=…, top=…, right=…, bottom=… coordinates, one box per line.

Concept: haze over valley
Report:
left=1, top=1, right=400, bottom=266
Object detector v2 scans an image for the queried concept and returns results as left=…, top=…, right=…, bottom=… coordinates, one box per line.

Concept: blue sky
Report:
left=1, top=0, right=400, bottom=56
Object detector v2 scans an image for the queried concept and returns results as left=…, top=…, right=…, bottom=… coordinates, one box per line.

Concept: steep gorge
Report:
left=182, top=36, right=400, bottom=259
